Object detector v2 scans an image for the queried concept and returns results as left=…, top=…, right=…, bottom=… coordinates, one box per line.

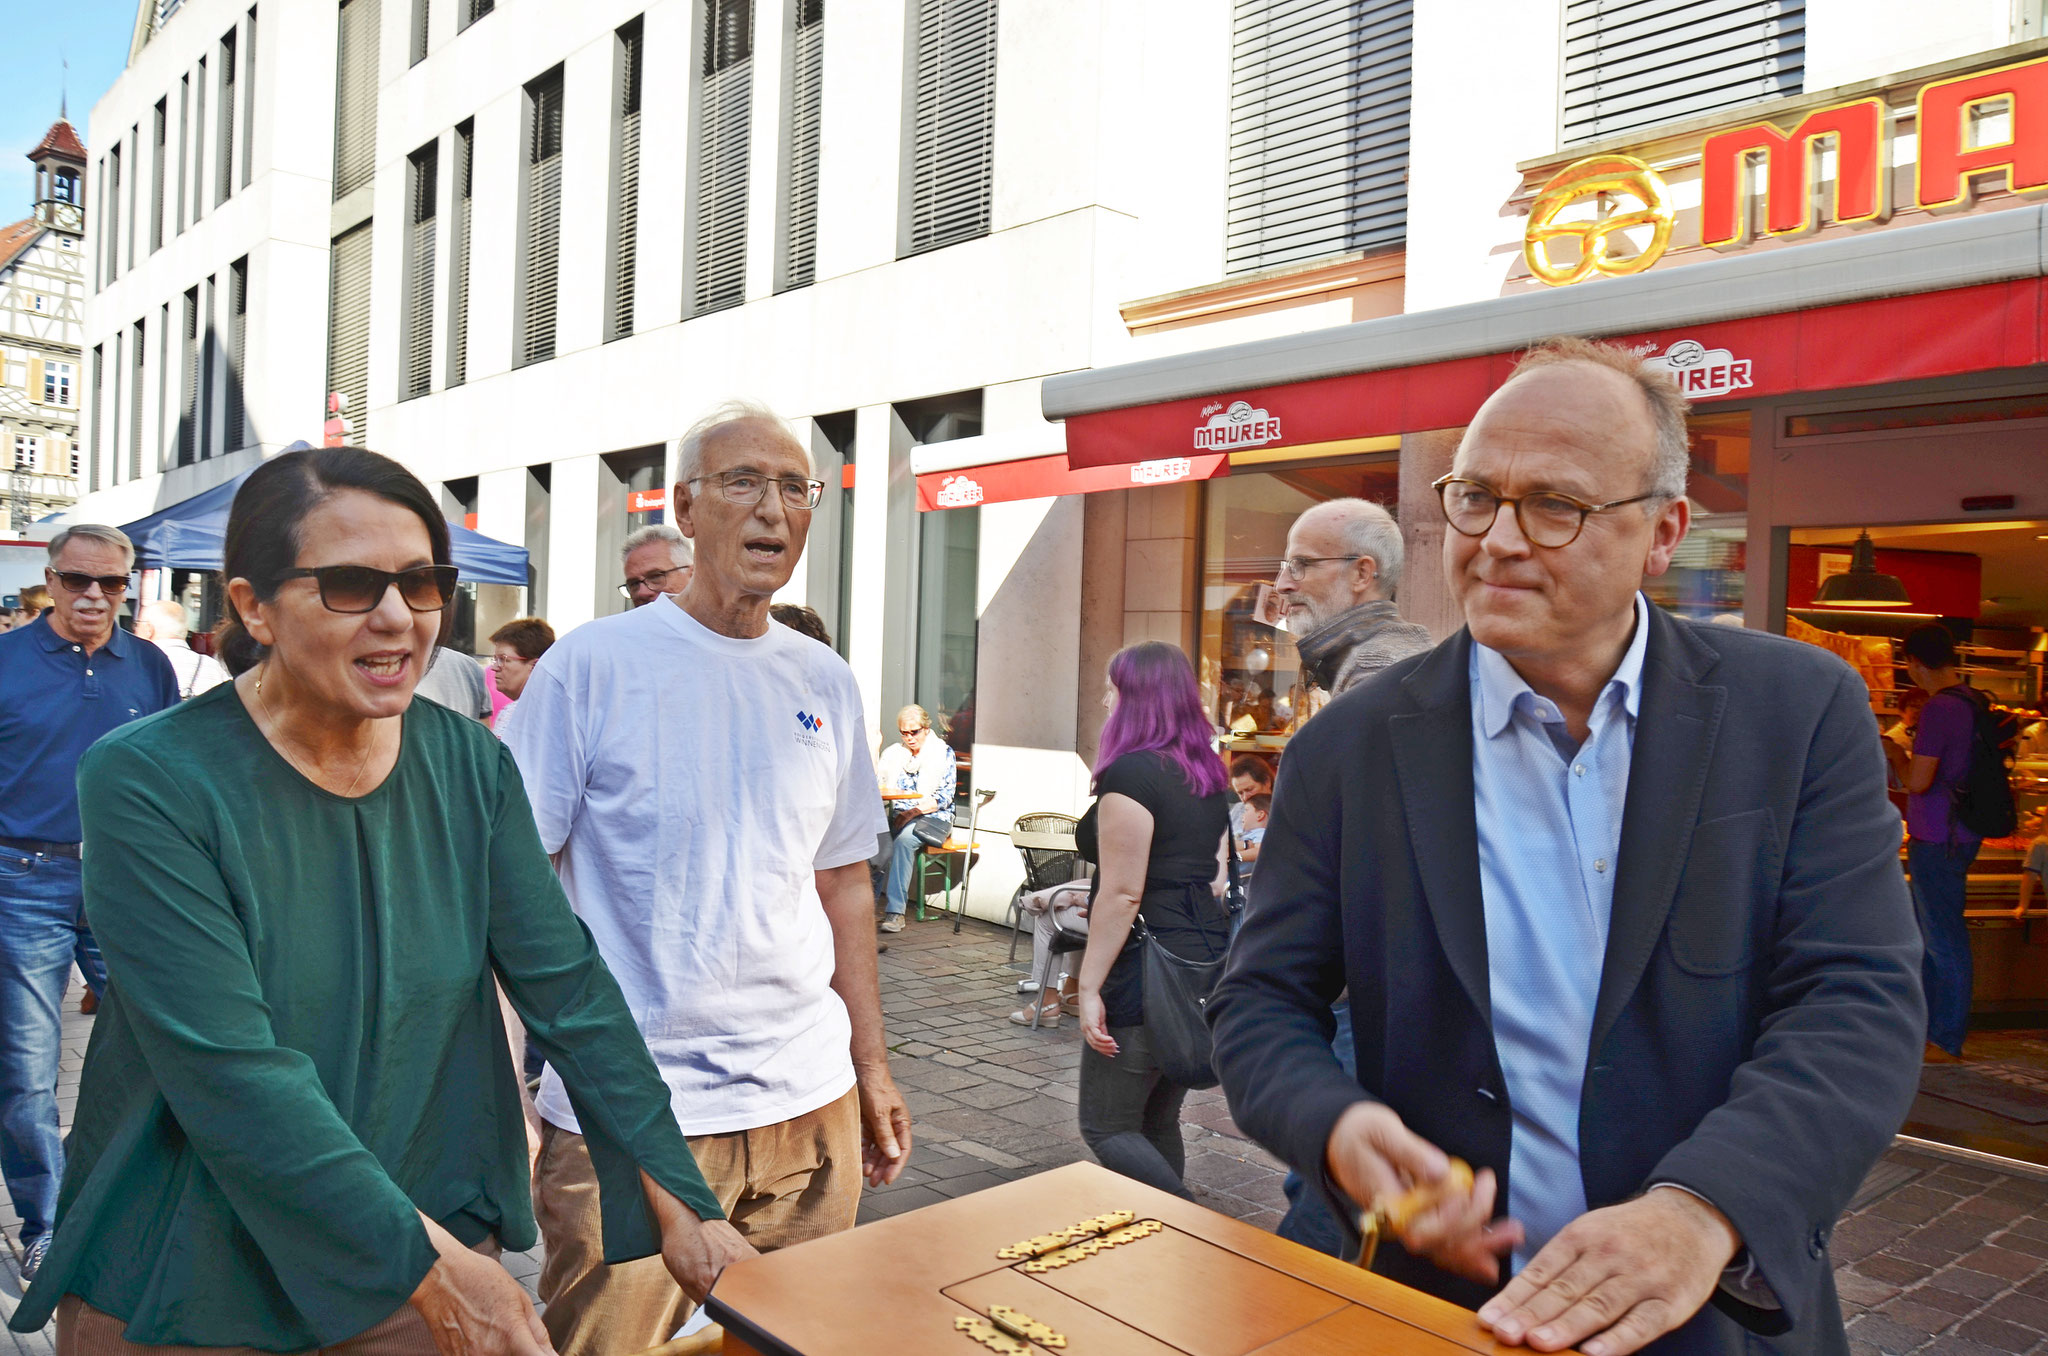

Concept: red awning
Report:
left=1064, top=279, right=2047, bottom=469
left=916, top=451, right=1229, bottom=511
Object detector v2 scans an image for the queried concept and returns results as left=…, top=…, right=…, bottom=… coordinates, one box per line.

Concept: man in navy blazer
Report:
left=1210, top=337, right=1923, bottom=1356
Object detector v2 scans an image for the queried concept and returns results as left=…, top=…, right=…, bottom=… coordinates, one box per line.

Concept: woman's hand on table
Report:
left=659, top=1212, right=757, bottom=1305
left=640, top=1174, right=757, bottom=1304
left=409, top=1214, right=555, bottom=1356
left=1076, top=987, right=1116, bottom=1057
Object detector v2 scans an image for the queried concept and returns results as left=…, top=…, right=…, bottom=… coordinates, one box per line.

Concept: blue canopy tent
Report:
left=118, top=468, right=530, bottom=586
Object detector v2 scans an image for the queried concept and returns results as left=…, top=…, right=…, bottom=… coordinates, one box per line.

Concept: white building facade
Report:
left=75, top=0, right=2045, bottom=918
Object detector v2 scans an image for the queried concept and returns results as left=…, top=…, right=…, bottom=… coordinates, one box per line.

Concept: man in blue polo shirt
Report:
left=0, top=523, right=176, bottom=1277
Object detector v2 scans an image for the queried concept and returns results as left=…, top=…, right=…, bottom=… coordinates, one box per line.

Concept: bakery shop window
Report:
left=1198, top=452, right=1400, bottom=753
left=1644, top=409, right=1750, bottom=623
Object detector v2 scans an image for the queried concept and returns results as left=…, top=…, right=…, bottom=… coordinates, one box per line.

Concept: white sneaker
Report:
left=879, top=914, right=906, bottom=934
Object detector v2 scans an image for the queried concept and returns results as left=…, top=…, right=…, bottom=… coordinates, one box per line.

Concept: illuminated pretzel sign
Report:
left=1523, top=154, right=1675, bottom=285
left=1527, top=51, right=2048, bottom=285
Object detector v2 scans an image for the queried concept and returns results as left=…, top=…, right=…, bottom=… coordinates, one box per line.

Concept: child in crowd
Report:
left=2016, top=809, right=2047, bottom=920
left=1237, top=792, right=1270, bottom=875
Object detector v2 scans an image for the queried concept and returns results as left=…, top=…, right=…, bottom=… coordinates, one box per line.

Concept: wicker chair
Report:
left=1006, top=811, right=1084, bottom=963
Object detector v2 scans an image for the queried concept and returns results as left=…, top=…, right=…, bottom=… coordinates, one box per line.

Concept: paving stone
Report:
left=1940, top=1165, right=2006, bottom=1185
left=1184, top=1152, right=1282, bottom=1192
left=1987, top=1292, right=2048, bottom=1332
left=2000, top=1232, right=2048, bottom=1260
left=1959, top=1318, right=2041, bottom=1353
left=930, top=1171, right=1015, bottom=1199
left=860, top=1184, right=952, bottom=1217
left=1884, top=1301, right=1965, bottom=1335
left=901, top=1089, right=963, bottom=1116
left=1925, top=1336, right=2014, bottom=1356
left=1965, top=1248, right=2048, bottom=1283
left=1908, top=1287, right=1985, bottom=1317
left=1943, top=1267, right=2016, bottom=1300
left=949, top=1082, right=1038, bottom=1110
left=1852, top=1313, right=1943, bottom=1354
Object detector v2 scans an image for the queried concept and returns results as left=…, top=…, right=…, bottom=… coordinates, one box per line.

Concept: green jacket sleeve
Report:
left=482, top=740, right=724, bottom=1258
left=74, top=738, right=438, bottom=1344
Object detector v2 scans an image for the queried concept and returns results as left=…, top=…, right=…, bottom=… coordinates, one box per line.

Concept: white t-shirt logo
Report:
left=796, top=708, right=831, bottom=750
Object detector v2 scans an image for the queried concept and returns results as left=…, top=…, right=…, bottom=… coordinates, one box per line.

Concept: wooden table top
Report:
left=1008, top=830, right=1078, bottom=852
left=706, top=1161, right=1542, bottom=1356
left=881, top=790, right=924, bottom=801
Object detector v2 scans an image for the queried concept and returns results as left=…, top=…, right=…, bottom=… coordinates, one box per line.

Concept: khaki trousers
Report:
left=56, top=1242, right=501, bottom=1356
left=534, top=1087, right=862, bottom=1356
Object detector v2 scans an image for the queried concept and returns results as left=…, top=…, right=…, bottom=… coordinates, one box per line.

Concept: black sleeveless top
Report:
left=1076, top=751, right=1231, bottom=1028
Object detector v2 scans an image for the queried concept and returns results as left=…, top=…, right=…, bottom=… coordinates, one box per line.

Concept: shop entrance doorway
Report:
left=1783, top=520, right=2048, bottom=1163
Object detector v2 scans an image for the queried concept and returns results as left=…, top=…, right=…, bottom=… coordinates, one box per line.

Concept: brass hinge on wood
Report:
left=954, top=1304, right=1068, bottom=1353
left=988, top=1305, right=1066, bottom=1349
left=1019, top=1218, right=1164, bottom=1273
left=995, top=1210, right=1137, bottom=1260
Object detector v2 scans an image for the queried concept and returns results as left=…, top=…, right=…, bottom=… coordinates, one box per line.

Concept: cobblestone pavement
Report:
left=8, top=915, right=2048, bottom=1356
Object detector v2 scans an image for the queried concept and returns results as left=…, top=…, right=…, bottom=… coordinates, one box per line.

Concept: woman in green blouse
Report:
left=11, top=447, right=753, bottom=1356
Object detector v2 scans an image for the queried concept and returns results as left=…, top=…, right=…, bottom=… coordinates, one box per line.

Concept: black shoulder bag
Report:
left=1136, top=836, right=1243, bottom=1090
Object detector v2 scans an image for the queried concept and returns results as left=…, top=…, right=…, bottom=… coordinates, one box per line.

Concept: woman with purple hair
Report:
left=1067, top=642, right=1232, bottom=1198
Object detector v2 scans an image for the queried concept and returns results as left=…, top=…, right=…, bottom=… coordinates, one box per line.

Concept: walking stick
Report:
left=955, top=787, right=996, bottom=934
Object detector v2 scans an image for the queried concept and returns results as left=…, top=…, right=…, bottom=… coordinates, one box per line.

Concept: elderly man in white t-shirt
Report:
left=135, top=600, right=227, bottom=699
left=507, top=401, right=910, bottom=1356
left=874, top=703, right=956, bottom=933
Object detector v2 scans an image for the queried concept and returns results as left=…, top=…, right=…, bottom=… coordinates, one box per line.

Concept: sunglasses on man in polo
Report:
left=50, top=571, right=131, bottom=596
left=277, top=564, right=461, bottom=614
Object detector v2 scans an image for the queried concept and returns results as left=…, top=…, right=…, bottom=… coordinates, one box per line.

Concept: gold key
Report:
left=1358, top=1159, right=1475, bottom=1269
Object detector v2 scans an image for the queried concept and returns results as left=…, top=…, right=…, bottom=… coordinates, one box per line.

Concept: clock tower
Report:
left=28, top=120, right=87, bottom=237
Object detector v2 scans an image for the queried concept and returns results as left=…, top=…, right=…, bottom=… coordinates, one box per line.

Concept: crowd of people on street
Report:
left=0, top=337, right=1981, bottom=1356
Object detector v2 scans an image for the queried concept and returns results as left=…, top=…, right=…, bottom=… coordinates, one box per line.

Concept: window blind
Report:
left=217, top=29, right=237, bottom=205
left=193, top=57, right=207, bottom=222
left=128, top=124, right=139, bottom=269
left=107, top=146, right=121, bottom=282
left=89, top=344, right=102, bottom=489
left=177, top=77, right=189, bottom=235
left=152, top=101, right=167, bottom=252
left=1563, top=0, right=1804, bottom=144
left=449, top=120, right=472, bottom=386
left=201, top=277, right=215, bottom=456
left=228, top=258, right=248, bottom=448
left=327, top=222, right=373, bottom=446
left=782, top=0, right=823, bottom=290
left=461, top=0, right=492, bottom=32
left=412, top=0, right=429, bottom=65
left=243, top=8, right=257, bottom=187
left=158, top=307, right=170, bottom=471
left=130, top=319, right=146, bottom=481
left=1226, top=0, right=1411, bottom=275
left=610, top=19, right=644, bottom=340
left=692, top=0, right=752, bottom=316
left=520, top=69, right=564, bottom=365
left=405, top=143, right=438, bottom=398
left=179, top=288, right=198, bottom=466
left=907, top=0, right=996, bottom=257
left=334, top=0, right=381, bottom=200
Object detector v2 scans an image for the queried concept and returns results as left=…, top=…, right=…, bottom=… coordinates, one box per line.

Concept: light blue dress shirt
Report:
left=1470, top=592, right=1649, bottom=1270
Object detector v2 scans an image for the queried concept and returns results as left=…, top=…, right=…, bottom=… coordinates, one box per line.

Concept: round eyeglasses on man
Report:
left=1432, top=474, right=1660, bottom=549
left=687, top=471, right=825, bottom=511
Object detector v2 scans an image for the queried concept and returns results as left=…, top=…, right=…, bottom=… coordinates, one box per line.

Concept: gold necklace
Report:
left=255, top=664, right=379, bottom=797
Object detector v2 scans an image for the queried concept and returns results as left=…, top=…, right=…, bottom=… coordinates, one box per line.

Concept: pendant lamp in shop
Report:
left=1813, top=530, right=1912, bottom=607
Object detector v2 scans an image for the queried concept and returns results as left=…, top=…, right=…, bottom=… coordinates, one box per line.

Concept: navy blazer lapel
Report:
left=1390, top=631, right=1491, bottom=1028
left=1590, top=609, right=1727, bottom=1058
